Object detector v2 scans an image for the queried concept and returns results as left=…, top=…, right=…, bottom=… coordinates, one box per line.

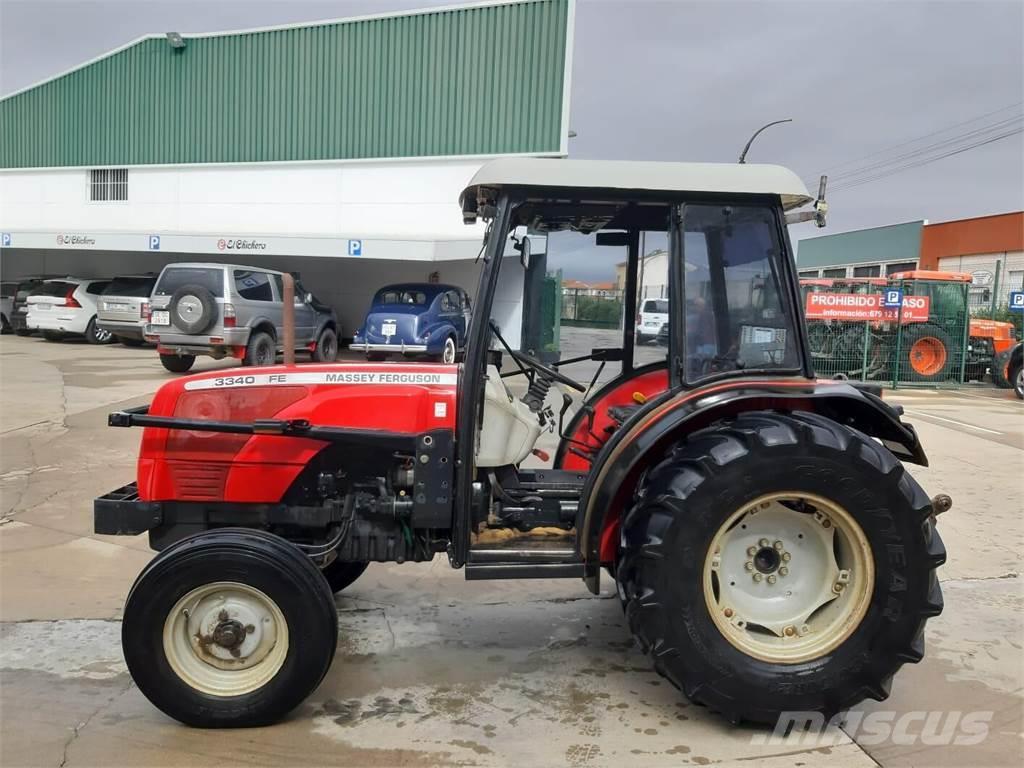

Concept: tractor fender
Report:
left=576, top=378, right=927, bottom=593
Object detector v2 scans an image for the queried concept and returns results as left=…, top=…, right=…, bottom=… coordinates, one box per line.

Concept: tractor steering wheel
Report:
left=488, top=321, right=586, bottom=392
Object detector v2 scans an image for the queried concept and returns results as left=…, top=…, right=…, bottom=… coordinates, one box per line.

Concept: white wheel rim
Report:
left=703, top=492, right=874, bottom=663
left=163, top=581, right=289, bottom=696
left=443, top=338, right=456, bottom=363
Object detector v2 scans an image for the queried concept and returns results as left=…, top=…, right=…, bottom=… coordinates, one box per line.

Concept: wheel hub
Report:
left=704, top=493, right=874, bottom=663
left=163, top=581, right=289, bottom=696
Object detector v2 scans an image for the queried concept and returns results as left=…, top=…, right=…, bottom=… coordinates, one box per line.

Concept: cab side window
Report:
left=233, top=271, right=274, bottom=302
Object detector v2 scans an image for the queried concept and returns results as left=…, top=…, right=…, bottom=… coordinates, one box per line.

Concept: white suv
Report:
left=25, top=278, right=114, bottom=344
left=635, top=298, right=668, bottom=344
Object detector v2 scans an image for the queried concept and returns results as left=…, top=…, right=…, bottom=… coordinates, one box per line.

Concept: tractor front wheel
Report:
left=122, top=528, right=338, bottom=727
left=617, top=410, right=945, bottom=724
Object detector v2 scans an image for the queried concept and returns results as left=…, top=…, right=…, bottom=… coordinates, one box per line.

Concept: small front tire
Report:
left=122, top=528, right=338, bottom=728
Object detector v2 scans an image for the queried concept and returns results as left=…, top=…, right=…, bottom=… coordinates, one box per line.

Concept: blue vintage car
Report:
left=350, top=283, right=471, bottom=363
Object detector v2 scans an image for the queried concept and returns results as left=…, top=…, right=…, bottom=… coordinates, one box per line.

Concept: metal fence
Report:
left=561, top=287, right=624, bottom=329
left=803, top=278, right=973, bottom=387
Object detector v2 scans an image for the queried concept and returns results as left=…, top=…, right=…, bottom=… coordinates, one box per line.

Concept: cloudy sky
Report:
left=2, top=0, right=1022, bottom=278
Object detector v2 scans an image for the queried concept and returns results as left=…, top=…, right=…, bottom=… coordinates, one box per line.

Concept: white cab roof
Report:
left=462, top=157, right=813, bottom=210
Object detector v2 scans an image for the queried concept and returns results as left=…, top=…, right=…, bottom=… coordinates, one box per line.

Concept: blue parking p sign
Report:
left=148, top=235, right=161, bottom=250
left=1, top=233, right=10, bottom=247
left=883, top=288, right=903, bottom=308
left=1010, top=291, right=1024, bottom=312
left=347, top=239, right=362, bottom=256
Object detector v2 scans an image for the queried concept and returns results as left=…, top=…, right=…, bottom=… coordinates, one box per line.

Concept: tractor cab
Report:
left=96, top=158, right=945, bottom=731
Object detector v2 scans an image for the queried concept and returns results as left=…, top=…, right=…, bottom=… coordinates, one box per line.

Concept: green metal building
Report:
left=796, top=221, right=923, bottom=279
left=0, top=0, right=575, bottom=343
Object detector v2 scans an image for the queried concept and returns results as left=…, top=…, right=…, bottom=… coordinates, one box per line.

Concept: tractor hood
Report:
left=136, top=363, right=458, bottom=503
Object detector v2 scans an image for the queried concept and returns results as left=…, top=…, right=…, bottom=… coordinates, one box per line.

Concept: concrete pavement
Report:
left=1, top=333, right=1021, bottom=767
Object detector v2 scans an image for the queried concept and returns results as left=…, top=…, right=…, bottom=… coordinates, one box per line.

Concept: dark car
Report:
left=350, top=283, right=471, bottom=363
left=7, top=276, right=58, bottom=335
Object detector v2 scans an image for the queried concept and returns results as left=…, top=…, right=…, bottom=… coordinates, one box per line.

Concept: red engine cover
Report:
left=138, top=363, right=458, bottom=503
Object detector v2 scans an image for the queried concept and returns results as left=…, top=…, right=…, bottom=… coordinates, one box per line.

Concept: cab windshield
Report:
left=676, top=204, right=799, bottom=382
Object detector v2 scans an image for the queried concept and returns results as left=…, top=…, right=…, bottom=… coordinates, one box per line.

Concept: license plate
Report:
left=381, top=321, right=397, bottom=338
left=34, top=304, right=52, bottom=311
left=151, top=310, right=170, bottom=326
left=104, top=302, right=128, bottom=311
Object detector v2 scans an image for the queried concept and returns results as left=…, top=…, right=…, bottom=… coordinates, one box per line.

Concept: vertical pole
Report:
left=958, top=280, right=970, bottom=385
left=282, top=272, right=295, bottom=366
left=622, top=230, right=640, bottom=374
left=861, top=321, right=870, bottom=382
left=989, top=260, right=1001, bottom=319
left=892, top=279, right=905, bottom=389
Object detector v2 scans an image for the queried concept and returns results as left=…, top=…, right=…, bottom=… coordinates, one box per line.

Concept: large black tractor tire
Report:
left=901, top=323, right=954, bottom=383
left=312, top=327, right=339, bottom=363
left=243, top=331, right=276, bottom=367
left=169, top=284, right=218, bottom=335
left=991, top=347, right=1014, bottom=389
left=122, top=528, right=338, bottom=728
left=160, top=353, right=196, bottom=373
left=617, top=410, right=945, bottom=725
left=321, top=560, right=369, bottom=594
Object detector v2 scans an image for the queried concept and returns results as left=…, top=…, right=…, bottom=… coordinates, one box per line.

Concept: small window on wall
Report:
left=886, top=262, right=917, bottom=276
left=798, top=270, right=820, bottom=278
left=233, top=270, right=274, bottom=301
left=853, top=265, right=881, bottom=277
left=89, top=169, right=128, bottom=201
left=822, top=268, right=846, bottom=278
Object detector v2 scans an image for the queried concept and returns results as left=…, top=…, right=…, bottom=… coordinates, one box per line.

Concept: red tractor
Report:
left=96, top=159, right=947, bottom=728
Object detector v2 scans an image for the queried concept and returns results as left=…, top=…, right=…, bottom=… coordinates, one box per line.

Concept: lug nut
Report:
left=822, top=519, right=832, bottom=529
left=773, top=540, right=784, bottom=551
left=724, top=608, right=733, bottom=618
left=767, top=575, right=777, bottom=584
left=753, top=573, right=763, bottom=583
left=779, top=566, right=788, bottom=577
left=747, top=546, right=757, bottom=556
left=782, top=552, right=792, bottom=562
left=784, top=625, right=796, bottom=637
left=744, top=561, right=754, bottom=571
left=759, top=538, right=770, bottom=548
left=833, top=582, right=845, bottom=592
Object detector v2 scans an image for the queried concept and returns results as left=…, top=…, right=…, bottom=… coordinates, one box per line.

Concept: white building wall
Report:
left=0, top=159, right=488, bottom=240
left=938, top=251, right=1024, bottom=307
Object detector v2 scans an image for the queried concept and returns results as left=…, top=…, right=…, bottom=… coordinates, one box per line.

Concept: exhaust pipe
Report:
left=282, top=272, right=295, bottom=366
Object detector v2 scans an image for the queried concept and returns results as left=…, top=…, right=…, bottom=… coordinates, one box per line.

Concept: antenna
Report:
left=738, top=119, right=793, bottom=164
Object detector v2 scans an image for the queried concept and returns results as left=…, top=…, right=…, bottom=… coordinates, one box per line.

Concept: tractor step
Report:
left=464, top=561, right=584, bottom=580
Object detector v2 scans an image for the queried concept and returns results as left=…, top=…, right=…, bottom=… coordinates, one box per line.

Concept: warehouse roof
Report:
left=1, top=0, right=573, bottom=169
left=461, top=157, right=814, bottom=211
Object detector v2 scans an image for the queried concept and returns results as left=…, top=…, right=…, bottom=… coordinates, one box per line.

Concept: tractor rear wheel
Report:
left=902, top=324, right=953, bottom=382
left=617, top=410, right=945, bottom=725
left=992, top=347, right=1014, bottom=389
left=321, top=560, right=369, bottom=593
left=122, top=528, right=338, bottom=727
